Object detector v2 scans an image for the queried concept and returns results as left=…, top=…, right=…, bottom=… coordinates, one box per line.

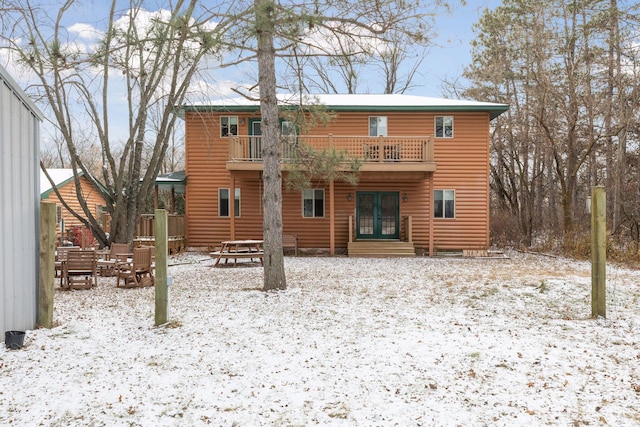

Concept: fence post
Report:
left=155, top=209, right=168, bottom=326
left=38, top=202, right=56, bottom=328
left=591, top=186, right=606, bottom=318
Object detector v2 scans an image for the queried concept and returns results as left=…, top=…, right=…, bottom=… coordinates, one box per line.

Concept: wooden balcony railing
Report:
left=136, top=214, right=185, bottom=238
left=229, top=134, right=434, bottom=163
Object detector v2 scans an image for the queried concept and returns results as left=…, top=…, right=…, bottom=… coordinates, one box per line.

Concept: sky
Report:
left=419, top=0, right=502, bottom=96
left=1, top=0, right=503, bottom=147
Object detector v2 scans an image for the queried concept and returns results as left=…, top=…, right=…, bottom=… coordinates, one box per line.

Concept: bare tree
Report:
left=464, top=0, right=640, bottom=252
left=1, top=0, right=221, bottom=247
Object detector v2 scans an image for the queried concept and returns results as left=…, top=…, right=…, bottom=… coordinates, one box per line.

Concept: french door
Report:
left=356, top=192, right=399, bottom=239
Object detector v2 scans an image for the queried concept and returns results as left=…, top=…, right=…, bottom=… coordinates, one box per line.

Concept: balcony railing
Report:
left=228, top=134, right=434, bottom=163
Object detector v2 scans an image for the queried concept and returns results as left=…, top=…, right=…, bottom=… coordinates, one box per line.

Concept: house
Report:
left=40, top=168, right=109, bottom=245
left=1, top=63, right=44, bottom=340
left=180, top=94, right=508, bottom=256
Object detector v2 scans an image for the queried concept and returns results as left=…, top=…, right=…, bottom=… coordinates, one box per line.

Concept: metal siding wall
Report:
left=0, top=73, right=39, bottom=339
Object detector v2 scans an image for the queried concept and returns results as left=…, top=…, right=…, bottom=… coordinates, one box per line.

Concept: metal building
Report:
left=1, top=63, right=44, bottom=341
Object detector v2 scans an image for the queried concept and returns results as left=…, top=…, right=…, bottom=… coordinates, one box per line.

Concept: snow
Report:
left=40, top=169, right=76, bottom=194
left=201, top=93, right=509, bottom=109
left=2, top=251, right=639, bottom=426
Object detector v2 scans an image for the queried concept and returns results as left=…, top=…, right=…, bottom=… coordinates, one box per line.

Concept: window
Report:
left=435, top=116, right=453, bottom=138
left=281, top=120, right=296, bottom=138
left=219, top=188, right=241, bottom=217
left=434, top=189, right=455, bottom=218
left=303, top=189, right=324, bottom=218
left=369, top=116, right=388, bottom=137
left=281, top=119, right=297, bottom=143
left=221, top=116, right=238, bottom=137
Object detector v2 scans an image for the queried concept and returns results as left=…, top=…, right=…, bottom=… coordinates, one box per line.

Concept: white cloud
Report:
left=68, top=23, right=103, bottom=41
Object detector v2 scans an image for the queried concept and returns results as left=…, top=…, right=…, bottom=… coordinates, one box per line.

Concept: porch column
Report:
left=230, top=177, right=236, bottom=240
left=428, top=173, right=434, bottom=256
left=329, top=180, right=335, bottom=256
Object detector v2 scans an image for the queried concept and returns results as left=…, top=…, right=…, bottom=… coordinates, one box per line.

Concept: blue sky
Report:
left=421, top=0, right=502, bottom=96
left=3, top=1, right=503, bottom=147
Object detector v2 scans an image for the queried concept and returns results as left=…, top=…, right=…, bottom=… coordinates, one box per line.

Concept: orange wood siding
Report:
left=184, top=110, right=491, bottom=251
left=42, top=177, right=107, bottom=234
left=431, top=113, right=491, bottom=251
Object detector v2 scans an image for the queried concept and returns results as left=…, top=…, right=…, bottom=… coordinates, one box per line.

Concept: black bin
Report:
left=5, top=331, right=25, bottom=350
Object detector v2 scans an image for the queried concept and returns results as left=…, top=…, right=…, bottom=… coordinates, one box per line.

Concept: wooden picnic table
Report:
left=210, top=239, right=264, bottom=267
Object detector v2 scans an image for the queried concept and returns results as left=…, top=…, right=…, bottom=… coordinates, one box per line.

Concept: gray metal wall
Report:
left=0, top=64, right=43, bottom=340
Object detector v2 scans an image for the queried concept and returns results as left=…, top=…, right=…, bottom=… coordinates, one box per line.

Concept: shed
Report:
left=41, top=168, right=110, bottom=243
left=1, top=64, right=44, bottom=342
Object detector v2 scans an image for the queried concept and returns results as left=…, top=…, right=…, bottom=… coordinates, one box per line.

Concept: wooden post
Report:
left=428, top=174, right=434, bottom=256
left=591, top=186, right=606, bottom=318
left=155, top=209, right=169, bottom=326
left=329, top=180, right=335, bottom=256
left=38, top=202, right=56, bottom=328
left=230, top=178, right=236, bottom=240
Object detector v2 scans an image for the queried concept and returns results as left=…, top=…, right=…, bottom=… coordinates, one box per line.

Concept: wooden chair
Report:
left=143, top=245, right=156, bottom=275
left=55, top=246, right=80, bottom=286
left=283, top=234, right=298, bottom=256
left=63, top=249, right=97, bottom=290
left=97, top=242, right=131, bottom=277
left=116, top=246, right=154, bottom=288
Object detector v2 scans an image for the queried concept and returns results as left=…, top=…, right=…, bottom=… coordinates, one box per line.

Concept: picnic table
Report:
left=210, top=239, right=264, bottom=267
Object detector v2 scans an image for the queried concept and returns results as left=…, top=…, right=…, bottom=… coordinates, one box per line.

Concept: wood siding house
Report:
left=40, top=169, right=108, bottom=243
left=181, top=94, right=508, bottom=256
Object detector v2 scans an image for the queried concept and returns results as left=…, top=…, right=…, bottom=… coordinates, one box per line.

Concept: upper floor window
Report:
left=303, top=189, right=324, bottom=218
left=221, top=116, right=238, bottom=138
left=281, top=120, right=297, bottom=143
left=369, top=116, right=388, bottom=137
left=219, top=188, right=241, bottom=217
left=435, top=116, right=453, bottom=138
left=434, top=189, right=455, bottom=218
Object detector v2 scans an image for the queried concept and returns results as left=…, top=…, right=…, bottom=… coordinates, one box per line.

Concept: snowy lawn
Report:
left=1, top=251, right=639, bottom=426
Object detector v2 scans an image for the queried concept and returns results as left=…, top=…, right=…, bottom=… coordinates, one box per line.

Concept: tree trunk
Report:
left=255, top=0, right=286, bottom=291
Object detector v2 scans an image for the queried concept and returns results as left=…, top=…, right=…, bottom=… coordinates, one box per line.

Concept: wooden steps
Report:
left=348, top=240, right=416, bottom=258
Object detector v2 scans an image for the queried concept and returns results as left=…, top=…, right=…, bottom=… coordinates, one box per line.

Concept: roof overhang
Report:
left=179, top=94, right=509, bottom=121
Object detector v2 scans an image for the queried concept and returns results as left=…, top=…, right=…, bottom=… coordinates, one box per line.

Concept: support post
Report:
left=591, top=186, right=606, bottom=318
left=329, top=180, right=335, bottom=255
left=155, top=209, right=168, bottom=326
left=38, top=201, right=56, bottom=328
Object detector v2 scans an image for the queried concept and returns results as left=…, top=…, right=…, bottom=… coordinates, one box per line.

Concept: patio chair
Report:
left=97, top=242, right=131, bottom=277
left=63, top=249, right=97, bottom=290
left=55, top=246, right=80, bottom=287
left=142, top=245, right=156, bottom=275
left=282, top=234, right=298, bottom=256
left=116, top=246, right=154, bottom=288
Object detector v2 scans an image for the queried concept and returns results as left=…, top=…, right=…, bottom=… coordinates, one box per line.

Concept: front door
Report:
left=356, top=192, right=399, bottom=239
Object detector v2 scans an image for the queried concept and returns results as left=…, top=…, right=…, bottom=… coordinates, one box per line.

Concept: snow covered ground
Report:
left=2, top=251, right=639, bottom=426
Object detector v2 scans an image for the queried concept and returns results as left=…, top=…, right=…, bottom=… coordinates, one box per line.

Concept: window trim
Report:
left=369, top=116, right=388, bottom=137
left=435, top=116, right=454, bottom=138
left=434, top=189, right=456, bottom=219
left=218, top=188, right=241, bottom=217
left=302, top=188, right=325, bottom=218
left=220, top=116, right=239, bottom=138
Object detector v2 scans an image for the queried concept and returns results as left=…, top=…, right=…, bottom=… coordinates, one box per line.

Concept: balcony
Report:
left=226, top=135, right=436, bottom=173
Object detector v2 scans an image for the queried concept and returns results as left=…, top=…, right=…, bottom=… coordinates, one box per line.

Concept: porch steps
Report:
left=347, top=240, right=416, bottom=258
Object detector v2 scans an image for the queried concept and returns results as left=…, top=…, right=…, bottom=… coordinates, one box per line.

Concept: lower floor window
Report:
left=434, top=189, right=455, bottom=218
left=303, top=189, right=324, bottom=218
left=219, top=188, right=241, bottom=217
